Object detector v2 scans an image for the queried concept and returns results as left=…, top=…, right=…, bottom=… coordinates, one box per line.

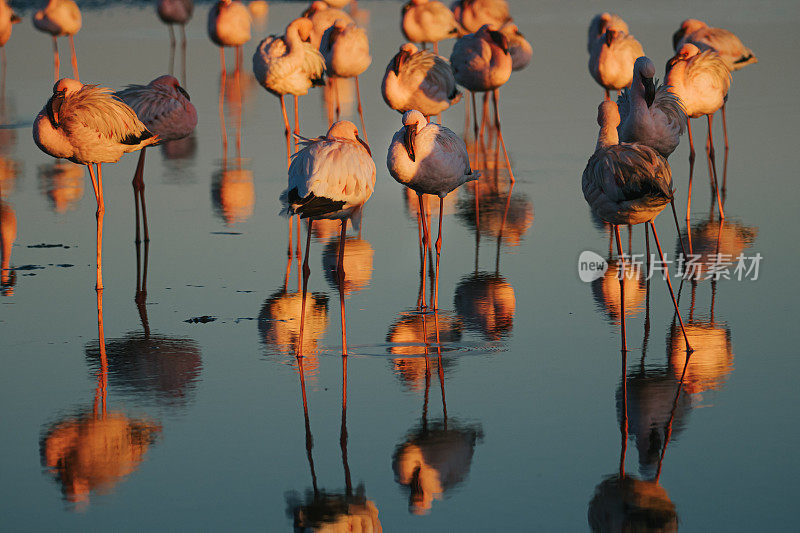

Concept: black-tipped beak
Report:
left=403, top=124, right=417, bottom=162
left=644, top=77, right=656, bottom=107
left=10, top=12, right=21, bottom=24
left=357, top=135, right=371, bottom=157
left=488, top=30, right=509, bottom=54
left=605, top=30, right=614, bottom=47
left=672, top=28, right=685, bottom=51
left=177, top=85, right=191, bottom=101
left=391, top=50, right=409, bottom=76
left=46, top=90, right=65, bottom=128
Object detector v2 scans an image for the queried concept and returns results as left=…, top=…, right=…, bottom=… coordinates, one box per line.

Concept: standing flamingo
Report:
left=116, top=75, right=197, bottom=243
left=388, top=110, right=478, bottom=311
left=450, top=24, right=513, bottom=180
left=451, top=0, right=511, bottom=34
left=208, top=0, right=251, bottom=75
left=253, top=17, right=326, bottom=169
left=32, top=79, right=159, bottom=290
left=382, top=43, right=461, bottom=120
left=0, top=1, right=20, bottom=98
left=588, top=28, right=644, bottom=101
left=33, top=0, right=82, bottom=83
left=302, top=0, right=354, bottom=48
left=157, top=0, right=193, bottom=82
left=582, top=101, right=691, bottom=353
left=282, top=121, right=374, bottom=357
left=673, top=18, right=757, bottom=157
left=499, top=22, right=532, bottom=71
left=587, top=12, right=628, bottom=52
left=401, top=0, right=458, bottom=55
left=321, top=20, right=370, bottom=140
left=665, top=44, right=730, bottom=221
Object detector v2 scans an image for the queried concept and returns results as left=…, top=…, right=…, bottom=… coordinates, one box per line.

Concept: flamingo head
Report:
left=391, top=44, right=416, bottom=75
left=500, top=21, right=522, bottom=37
left=597, top=101, right=621, bottom=129
left=673, top=19, right=706, bottom=51
left=327, top=121, right=371, bottom=156
left=401, top=110, right=427, bottom=162
left=217, top=0, right=233, bottom=7
left=479, top=24, right=509, bottom=54
left=151, top=75, right=191, bottom=101
left=289, top=17, right=314, bottom=42
left=604, top=29, right=622, bottom=47
left=633, top=57, right=656, bottom=107
left=47, top=79, right=81, bottom=128
left=303, top=1, right=328, bottom=17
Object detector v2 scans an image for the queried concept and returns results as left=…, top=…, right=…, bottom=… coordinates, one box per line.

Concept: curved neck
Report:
left=596, top=123, right=619, bottom=151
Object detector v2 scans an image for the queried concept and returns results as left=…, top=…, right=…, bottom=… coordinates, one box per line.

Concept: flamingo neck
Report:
left=596, top=124, right=619, bottom=151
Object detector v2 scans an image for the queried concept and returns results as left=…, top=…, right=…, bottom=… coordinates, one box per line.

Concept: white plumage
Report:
left=0, top=0, right=21, bottom=49
left=587, top=12, right=628, bottom=53
left=157, top=0, right=193, bottom=25
left=302, top=1, right=354, bottom=49
left=617, top=56, right=686, bottom=158
left=382, top=43, right=461, bottom=118
left=207, top=0, right=250, bottom=48
left=450, top=24, right=511, bottom=92
left=499, top=22, right=532, bottom=71
left=673, top=19, right=757, bottom=72
left=588, top=28, right=644, bottom=98
left=665, top=44, right=730, bottom=119
left=401, top=0, right=458, bottom=50
left=254, top=18, right=326, bottom=98
left=451, top=0, right=511, bottom=35
left=33, top=0, right=81, bottom=82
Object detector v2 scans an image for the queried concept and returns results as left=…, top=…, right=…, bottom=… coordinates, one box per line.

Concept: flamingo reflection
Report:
left=0, top=198, right=15, bottom=295
left=38, top=161, right=83, bottom=213
left=591, top=258, right=646, bottom=326
left=211, top=160, right=255, bottom=226
left=322, top=234, right=374, bottom=297
left=157, top=0, right=193, bottom=83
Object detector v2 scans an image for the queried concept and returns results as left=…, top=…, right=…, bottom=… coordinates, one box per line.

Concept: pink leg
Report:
left=69, top=34, right=79, bottom=81
left=706, top=114, right=725, bottom=219
left=52, top=37, right=59, bottom=84
left=298, top=219, right=313, bottom=354
left=280, top=95, right=292, bottom=169
left=613, top=225, right=627, bottom=353
left=433, top=197, right=444, bottom=311
left=418, top=193, right=430, bottom=310
left=492, top=89, right=515, bottom=183
left=355, top=76, right=367, bottom=144
left=337, top=220, right=348, bottom=356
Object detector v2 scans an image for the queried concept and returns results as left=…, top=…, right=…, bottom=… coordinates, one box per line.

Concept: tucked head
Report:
left=478, top=24, right=509, bottom=53
left=391, top=44, right=417, bottom=74
left=47, top=79, right=82, bottom=128
left=672, top=19, right=706, bottom=50
left=53, top=78, right=83, bottom=96
left=633, top=56, right=656, bottom=106
left=152, top=75, right=191, bottom=101
left=604, top=29, right=621, bottom=47
left=402, top=110, right=427, bottom=128
left=597, top=101, right=620, bottom=128
left=327, top=120, right=371, bottom=155
left=288, top=17, right=314, bottom=40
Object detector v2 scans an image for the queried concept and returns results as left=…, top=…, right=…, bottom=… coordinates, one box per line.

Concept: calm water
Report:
left=1, top=1, right=798, bottom=530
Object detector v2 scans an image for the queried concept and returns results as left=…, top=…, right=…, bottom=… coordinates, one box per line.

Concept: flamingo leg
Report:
left=68, top=34, right=79, bottom=81
left=219, top=49, right=228, bottom=159
left=492, top=89, right=515, bottom=183
left=433, top=197, right=444, bottom=311
left=298, top=219, right=313, bottom=353
left=52, top=36, right=59, bottom=84
left=686, top=118, right=695, bottom=165
left=280, top=95, right=292, bottom=169
left=470, top=91, right=479, bottom=161
left=334, top=78, right=341, bottom=122
left=432, top=41, right=439, bottom=55
left=1, top=48, right=6, bottom=113
left=613, top=225, right=627, bottom=353
left=296, top=216, right=302, bottom=292
left=355, top=76, right=367, bottom=143
left=417, top=193, right=430, bottom=310
left=604, top=88, right=610, bottom=101
left=721, top=102, right=729, bottom=151
left=180, top=25, right=187, bottom=85
left=337, top=220, right=348, bottom=356
left=479, top=92, right=488, bottom=144
left=416, top=208, right=425, bottom=308
left=132, top=147, right=147, bottom=244
left=685, top=119, right=694, bottom=223
left=627, top=225, right=632, bottom=256
left=168, top=25, right=176, bottom=76
left=669, top=199, right=687, bottom=259
left=706, top=114, right=725, bottom=219
left=88, top=164, right=105, bottom=291
left=649, top=221, right=693, bottom=352
left=293, top=95, right=300, bottom=154
left=463, top=88, right=470, bottom=138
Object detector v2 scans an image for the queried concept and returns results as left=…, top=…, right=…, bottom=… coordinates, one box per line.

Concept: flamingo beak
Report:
left=644, top=77, right=656, bottom=107
left=488, top=30, right=509, bottom=54
left=46, top=90, right=66, bottom=128
left=403, top=123, right=417, bottom=162
left=177, top=85, right=191, bottom=101
left=392, top=51, right=409, bottom=75
left=10, top=12, right=21, bottom=24
left=605, top=30, right=614, bottom=47
left=672, top=28, right=686, bottom=51
left=357, top=135, right=371, bottom=156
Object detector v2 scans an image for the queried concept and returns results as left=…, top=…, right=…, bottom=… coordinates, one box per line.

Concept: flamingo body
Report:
left=0, top=0, right=21, bottom=47
left=451, top=0, right=511, bottom=34
left=321, top=20, right=370, bottom=79
left=589, top=29, right=644, bottom=92
left=33, top=0, right=81, bottom=36
left=207, top=0, right=250, bottom=47
left=388, top=110, right=477, bottom=197
left=382, top=44, right=461, bottom=117
left=33, top=79, right=157, bottom=165
left=617, top=56, right=686, bottom=158
left=402, top=0, right=458, bottom=45
left=587, top=12, right=628, bottom=53
left=499, top=22, right=531, bottom=71
left=450, top=25, right=511, bottom=92
left=282, top=121, right=374, bottom=221
left=157, top=0, right=193, bottom=25
left=253, top=18, right=326, bottom=97
left=673, top=19, right=757, bottom=71
left=665, top=44, right=730, bottom=119
left=303, top=1, right=354, bottom=48
left=116, top=75, right=197, bottom=143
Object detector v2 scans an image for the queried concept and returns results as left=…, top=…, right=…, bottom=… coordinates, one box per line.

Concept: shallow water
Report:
left=1, top=1, right=798, bottom=530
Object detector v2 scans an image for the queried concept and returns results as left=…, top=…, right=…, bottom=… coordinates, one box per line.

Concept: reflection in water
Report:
left=38, top=161, right=84, bottom=213
left=454, top=272, right=515, bottom=341
left=0, top=198, right=16, bottom=294
left=259, top=289, right=330, bottom=380
left=455, top=186, right=533, bottom=248
left=322, top=235, right=374, bottom=297
left=588, top=475, right=678, bottom=532
left=592, top=259, right=646, bottom=325
left=160, top=134, right=197, bottom=163
left=211, top=161, right=255, bottom=225
left=677, top=215, right=757, bottom=279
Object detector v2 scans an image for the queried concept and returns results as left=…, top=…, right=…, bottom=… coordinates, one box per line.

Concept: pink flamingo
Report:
left=33, top=0, right=82, bottom=83
left=401, top=0, right=458, bottom=54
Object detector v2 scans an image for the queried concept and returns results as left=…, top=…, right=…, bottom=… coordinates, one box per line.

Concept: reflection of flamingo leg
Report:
left=337, top=220, right=348, bottom=356
left=670, top=199, right=687, bottom=259
left=618, top=338, right=628, bottom=477
left=298, top=219, right=313, bottom=353
left=234, top=64, right=242, bottom=160
left=417, top=193, right=430, bottom=309
left=355, top=77, right=367, bottom=143
left=279, top=95, right=292, bottom=169
left=68, top=35, right=79, bottom=81
left=94, top=289, right=108, bottom=418
left=340, top=353, right=352, bottom=494
left=705, top=114, right=725, bottom=219
left=492, top=89, right=514, bottom=183
left=52, top=36, right=59, bottom=84
left=433, top=197, right=444, bottom=311
left=613, top=225, right=627, bottom=352
left=168, top=25, right=176, bottom=75
left=88, top=163, right=105, bottom=291
left=649, top=221, right=693, bottom=352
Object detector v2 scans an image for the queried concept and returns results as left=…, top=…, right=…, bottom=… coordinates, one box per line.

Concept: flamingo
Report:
left=450, top=24, right=513, bottom=180
left=32, top=78, right=159, bottom=290
left=665, top=44, right=730, bottom=221
left=33, top=0, right=82, bottom=83
left=321, top=20, right=370, bottom=140
left=673, top=18, right=757, bottom=156
left=156, top=0, right=193, bottom=82
left=499, top=22, right=532, bottom=71
left=281, top=121, right=374, bottom=356
left=587, top=12, right=628, bottom=53
left=381, top=43, right=461, bottom=119
left=207, top=0, right=251, bottom=75
left=116, top=75, right=198, bottom=243
left=302, top=0, right=354, bottom=49
left=401, top=0, right=458, bottom=55
left=451, top=0, right=511, bottom=34
left=0, top=0, right=21, bottom=91
left=0, top=199, right=15, bottom=295
left=589, top=28, right=644, bottom=101
left=582, top=101, right=692, bottom=353
left=388, top=110, right=478, bottom=310
left=254, top=17, right=326, bottom=168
